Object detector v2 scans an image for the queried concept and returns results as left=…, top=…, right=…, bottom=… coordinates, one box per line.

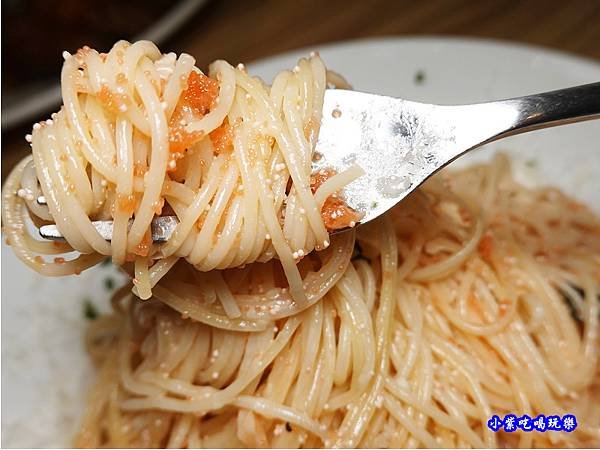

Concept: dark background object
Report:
left=2, top=0, right=174, bottom=88
left=2, top=0, right=599, bottom=180
left=2, top=0, right=208, bottom=130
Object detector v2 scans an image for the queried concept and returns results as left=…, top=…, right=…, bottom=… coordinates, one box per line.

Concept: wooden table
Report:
left=3, top=0, right=599, bottom=180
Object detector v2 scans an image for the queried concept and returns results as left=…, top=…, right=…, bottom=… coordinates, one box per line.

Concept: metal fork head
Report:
left=314, top=89, right=518, bottom=227
left=34, top=195, right=179, bottom=243
left=39, top=216, right=179, bottom=243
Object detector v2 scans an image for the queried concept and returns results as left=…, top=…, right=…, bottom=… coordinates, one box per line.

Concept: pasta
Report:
left=77, top=155, right=600, bottom=448
left=1, top=40, right=361, bottom=315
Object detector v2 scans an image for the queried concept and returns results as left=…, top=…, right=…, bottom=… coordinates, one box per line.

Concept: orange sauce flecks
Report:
left=303, top=118, right=317, bottom=141
left=498, top=298, right=511, bottom=318
left=169, top=71, right=219, bottom=153
left=116, top=73, right=127, bottom=85
left=97, top=84, right=129, bottom=114
left=467, top=293, right=485, bottom=320
left=133, top=162, right=147, bottom=177
left=167, top=151, right=186, bottom=173
left=310, top=169, right=360, bottom=230
left=169, top=129, right=203, bottom=155
left=133, top=230, right=152, bottom=257
left=567, top=199, right=585, bottom=212
left=117, top=194, right=136, bottom=214
left=209, top=120, right=234, bottom=154
left=478, top=232, right=494, bottom=262
left=125, top=230, right=152, bottom=261
left=310, top=169, right=335, bottom=192
left=195, top=211, right=208, bottom=230
left=183, top=71, right=219, bottom=113
left=75, top=46, right=92, bottom=61
left=321, top=196, right=360, bottom=230
left=153, top=198, right=165, bottom=215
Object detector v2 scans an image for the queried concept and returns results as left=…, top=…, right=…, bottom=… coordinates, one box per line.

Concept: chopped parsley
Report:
left=525, top=159, right=537, bottom=168
left=414, top=70, right=426, bottom=85
left=371, top=201, right=378, bottom=209
left=83, top=299, right=99, bottom=320
left=104, top=277, right=115, bottom=291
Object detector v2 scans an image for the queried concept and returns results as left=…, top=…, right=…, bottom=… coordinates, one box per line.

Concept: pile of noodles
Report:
left=78, top=155, right=600, bottom=448
left=1, top=41, right=599, bottom=448
left=1, top=40, right=361, bottom=314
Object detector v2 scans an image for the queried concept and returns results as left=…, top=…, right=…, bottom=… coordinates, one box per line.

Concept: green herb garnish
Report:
left=104, top=277, right=115, bottom=291
left=83, top=299, right=98, bottom=320
left=525, top=159, right=537, bottom=168
left=414, top=70, right=426, bottom=85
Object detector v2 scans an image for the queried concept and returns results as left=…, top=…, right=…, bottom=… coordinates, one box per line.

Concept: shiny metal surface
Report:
left=315, top=82, right=600, bottom=229
left=39, top=216, right=179, bottom=243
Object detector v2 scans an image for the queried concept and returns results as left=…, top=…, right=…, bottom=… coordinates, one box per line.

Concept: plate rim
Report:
left=249, top=34, right=600, bottom=73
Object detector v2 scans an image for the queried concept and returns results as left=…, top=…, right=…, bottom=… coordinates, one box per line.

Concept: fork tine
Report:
left=39, top=216, right=179, bottom=243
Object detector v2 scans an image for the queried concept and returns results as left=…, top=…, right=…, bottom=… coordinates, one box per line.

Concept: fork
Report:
left=38, top=82, right=600, bottom=242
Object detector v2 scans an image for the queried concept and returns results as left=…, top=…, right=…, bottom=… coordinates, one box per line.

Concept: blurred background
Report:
left=2, top=0, right=600, bottom=180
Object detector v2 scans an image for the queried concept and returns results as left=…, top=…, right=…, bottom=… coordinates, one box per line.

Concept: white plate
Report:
left=2, top=37, right=599, bottom=448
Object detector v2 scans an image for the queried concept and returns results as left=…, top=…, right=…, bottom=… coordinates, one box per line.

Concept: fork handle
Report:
left=494, top=81, right=600, bottom=139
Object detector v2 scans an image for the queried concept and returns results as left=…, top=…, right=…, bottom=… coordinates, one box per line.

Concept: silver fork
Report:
left=39, top=82, right=600, bottom=242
